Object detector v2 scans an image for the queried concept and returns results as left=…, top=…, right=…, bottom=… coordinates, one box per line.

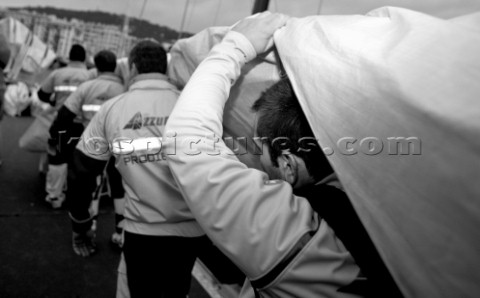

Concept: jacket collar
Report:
left=68, top=61, right=87, bottom=69
left=128, top=73, right=176, bottom=91
left=97, top=72, right=122, bottom=84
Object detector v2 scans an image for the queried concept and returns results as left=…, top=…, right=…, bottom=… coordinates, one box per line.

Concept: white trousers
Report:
left=45, top=163, right=67, bottom=198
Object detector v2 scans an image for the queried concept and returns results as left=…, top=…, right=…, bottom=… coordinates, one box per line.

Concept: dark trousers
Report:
left=105, top=157, right=125, bottom=199
left=123, top=231, right=208, bottom=298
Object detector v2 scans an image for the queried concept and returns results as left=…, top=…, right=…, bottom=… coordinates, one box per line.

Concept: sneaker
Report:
left=45, top=194, right=65, bottom=209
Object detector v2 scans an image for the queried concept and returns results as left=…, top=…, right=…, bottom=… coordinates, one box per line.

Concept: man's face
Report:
left=257, top=141, right=283, bottom=181
left=253, top=112, right=282, bottom=180
left=253, top=111, right=315, bottom=188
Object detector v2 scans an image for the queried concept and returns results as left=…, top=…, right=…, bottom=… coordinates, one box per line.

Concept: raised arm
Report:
left=165, top=13, right=319, bottom=280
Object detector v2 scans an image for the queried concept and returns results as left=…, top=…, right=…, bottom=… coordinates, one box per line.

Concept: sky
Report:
left=1, top=0, right=480, bottom=33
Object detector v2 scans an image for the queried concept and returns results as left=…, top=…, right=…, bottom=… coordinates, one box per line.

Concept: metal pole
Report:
left=138, top=0, right=148, bottom=19
left=212, top=0, right=222, bottom=26
left=251, top=0, right=270, bottom=14
left=178, top=0, right=191, bottom=40
left=317, top=0, right=324, bottom=15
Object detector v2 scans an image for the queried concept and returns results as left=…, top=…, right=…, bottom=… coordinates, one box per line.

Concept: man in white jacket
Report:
left=69, top=40, right=206, bottom=297
left=165, top=12, right=363, bottom=297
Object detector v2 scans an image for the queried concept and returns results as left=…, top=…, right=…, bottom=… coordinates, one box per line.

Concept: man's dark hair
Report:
left=69, top=44, right=86, bottom=62
left=129, top=40, right=167, bottom=74
left=94, top=50, right=117, bottom=73
left=252, top=78, right=333, bottom=181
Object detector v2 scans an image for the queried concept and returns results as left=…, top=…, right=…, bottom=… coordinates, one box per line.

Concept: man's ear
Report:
left=277, top=153, right=298, bottom=186
left=129, top=64, right=138, bottom=79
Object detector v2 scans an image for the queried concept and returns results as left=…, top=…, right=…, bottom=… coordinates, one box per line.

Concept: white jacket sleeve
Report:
left=165, top=31, right=318, bottom=280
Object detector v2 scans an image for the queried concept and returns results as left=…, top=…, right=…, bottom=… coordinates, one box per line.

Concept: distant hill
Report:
left=10, top=6, right=192, bottom=42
